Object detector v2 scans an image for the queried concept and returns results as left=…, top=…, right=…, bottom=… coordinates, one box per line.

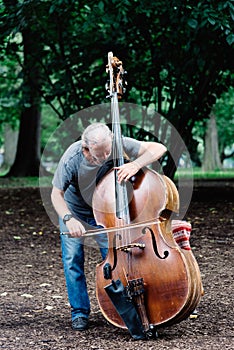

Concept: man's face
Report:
left=88, top=138, right=112, bottom=165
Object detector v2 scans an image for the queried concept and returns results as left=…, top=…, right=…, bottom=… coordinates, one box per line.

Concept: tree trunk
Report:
left=7, top=28, right=42, bottom=177
left=202, top=113, right=222, bottom=171
left=7, top=107, right=41, bottom=177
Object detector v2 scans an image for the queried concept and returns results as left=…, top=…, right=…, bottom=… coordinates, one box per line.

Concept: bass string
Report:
left=111, top=92, right=132, bottom=251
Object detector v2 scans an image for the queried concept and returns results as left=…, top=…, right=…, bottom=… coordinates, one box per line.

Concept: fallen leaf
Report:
left=21, top=293, right=33, bottom=298
left=45, top=305, right=53, bottom=310
left=52, top=295, right=63, bottom=299
left=22, top=313, right=33, bottom=318
left=39, top=283, right=51, bottom=287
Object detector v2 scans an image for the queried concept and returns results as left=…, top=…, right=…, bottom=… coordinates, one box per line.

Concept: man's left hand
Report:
left=115, top=162, right=140, bottom=183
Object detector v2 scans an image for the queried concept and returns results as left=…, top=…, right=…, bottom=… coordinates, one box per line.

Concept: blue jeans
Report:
left=59, top=217, right=108, bottom=321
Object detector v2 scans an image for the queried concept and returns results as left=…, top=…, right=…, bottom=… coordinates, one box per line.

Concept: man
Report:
left=51, top=122, right=167, bottom=331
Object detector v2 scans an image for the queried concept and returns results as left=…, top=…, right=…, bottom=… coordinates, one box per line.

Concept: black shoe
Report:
left=189, top=309, right=199, bottom=319
left=72, top=317, right=89, bottom=331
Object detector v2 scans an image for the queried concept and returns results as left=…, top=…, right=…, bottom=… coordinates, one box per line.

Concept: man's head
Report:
left=82, top=123, right=112, bottom=164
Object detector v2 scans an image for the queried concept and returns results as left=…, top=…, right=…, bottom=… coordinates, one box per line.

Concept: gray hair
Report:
left=82, top=123, right=112, bottom=146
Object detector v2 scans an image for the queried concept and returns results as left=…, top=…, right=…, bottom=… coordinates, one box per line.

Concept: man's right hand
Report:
left=66, top=218, right=86, bottom=237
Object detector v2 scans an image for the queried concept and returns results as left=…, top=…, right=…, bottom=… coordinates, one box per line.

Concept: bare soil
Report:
left=0, top=186, right=233, bottom=350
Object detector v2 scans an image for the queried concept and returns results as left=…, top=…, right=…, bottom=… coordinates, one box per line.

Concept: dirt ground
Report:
left=0, top=185, right=233, bottom=350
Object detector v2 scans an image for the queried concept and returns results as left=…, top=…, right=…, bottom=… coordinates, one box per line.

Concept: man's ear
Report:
left=82, top=142, right=89, bottom=151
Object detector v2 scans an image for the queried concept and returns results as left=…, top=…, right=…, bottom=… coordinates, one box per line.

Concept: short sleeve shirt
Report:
left=52, top=137, right=141, bottom=219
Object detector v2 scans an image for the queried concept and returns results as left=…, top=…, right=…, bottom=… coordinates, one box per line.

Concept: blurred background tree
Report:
left=0, top=0, right=233, bottom=177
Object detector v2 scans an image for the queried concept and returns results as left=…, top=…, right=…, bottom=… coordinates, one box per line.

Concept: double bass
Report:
left=92, top=52, right=203, bottom=339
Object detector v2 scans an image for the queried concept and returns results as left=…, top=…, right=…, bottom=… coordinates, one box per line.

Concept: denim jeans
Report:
left=59, top=216, right=108, bottom=321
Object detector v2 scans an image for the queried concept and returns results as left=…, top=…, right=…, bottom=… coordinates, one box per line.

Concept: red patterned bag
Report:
left=171, top=220, right=192, bottom=250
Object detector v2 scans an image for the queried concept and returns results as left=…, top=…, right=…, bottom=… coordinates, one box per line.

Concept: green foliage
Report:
left=1, top=0, right=233, bottom=117
left=215, top=86, right=234, bottom=161
left=192, top=86, right=234, bottom=165
left=0, top=0, right=233, bottom=175
left=0, top=36, right=22, bottom=145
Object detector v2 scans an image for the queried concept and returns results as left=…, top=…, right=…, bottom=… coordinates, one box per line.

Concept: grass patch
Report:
left=0, top=176, right=53, bottom=188
left=0, top=168, right=233, bottom=188
left=175, top=168, right=234, bottom=180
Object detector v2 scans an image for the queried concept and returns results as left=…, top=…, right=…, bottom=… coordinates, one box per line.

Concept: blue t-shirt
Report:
left=52, top=137, right=141, bottom=219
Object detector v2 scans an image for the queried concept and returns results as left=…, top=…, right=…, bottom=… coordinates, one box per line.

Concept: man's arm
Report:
left=51, top=186, right=85, bottom=237
left=116, top=141, right=167, bottom=183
